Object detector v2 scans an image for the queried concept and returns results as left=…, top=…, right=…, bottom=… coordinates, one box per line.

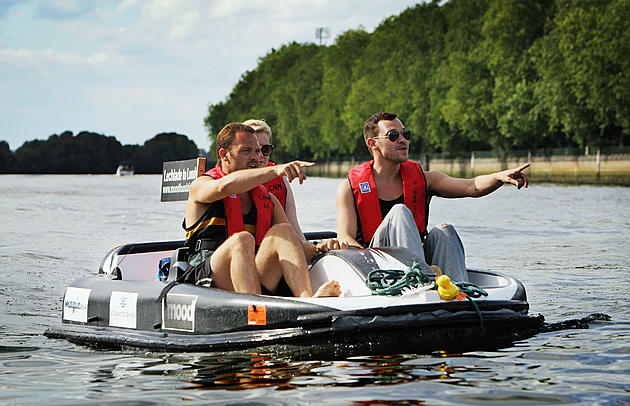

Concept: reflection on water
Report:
left=139, top=352, right=495, bottom=390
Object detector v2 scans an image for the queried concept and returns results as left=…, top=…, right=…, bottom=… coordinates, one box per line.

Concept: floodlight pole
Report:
left=315, top=27, right=330, bottom=45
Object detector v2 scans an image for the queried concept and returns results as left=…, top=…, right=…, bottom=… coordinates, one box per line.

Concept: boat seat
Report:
left=168, top=247, right=190, bottom=281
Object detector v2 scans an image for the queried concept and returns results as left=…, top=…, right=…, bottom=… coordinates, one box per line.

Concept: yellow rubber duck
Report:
left=436, top=275, right=460, bottom=300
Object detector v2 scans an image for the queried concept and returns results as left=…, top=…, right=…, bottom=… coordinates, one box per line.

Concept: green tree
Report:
left=13, top=131, right=123, bottom=174
left=481, top=0, right=553, bottom=150
left=0, top=141, right=16, bottom=173
left=532, top=0, right=630, bottom=147
left=135, top=132, right=199, bottom=174
left=431, top=0, right=499, bottom=154
left=315, top=28, right=370, bottom=159
left=203, top=0, right=629, bottom=158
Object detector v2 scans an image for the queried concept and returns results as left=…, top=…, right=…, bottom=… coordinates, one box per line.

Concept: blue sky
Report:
left=1, top=0, right=423, bottom=151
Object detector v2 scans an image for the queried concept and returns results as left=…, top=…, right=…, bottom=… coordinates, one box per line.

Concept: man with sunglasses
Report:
left=244, top=118, right=347, bottom=261
left=184, top=123, right=341, bottom=297
left=243, top=119, right=305, bottom=241
left=336, top=112, right=530, bottom=282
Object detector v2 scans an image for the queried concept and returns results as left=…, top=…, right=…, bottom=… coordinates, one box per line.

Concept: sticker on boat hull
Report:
left=109, top=291, right=138, bottom=328
left=63, top=287, right=91, bottom=323
left=162, top=293, right=197, bottom=332
left=248, top=305, right=267, bottom=326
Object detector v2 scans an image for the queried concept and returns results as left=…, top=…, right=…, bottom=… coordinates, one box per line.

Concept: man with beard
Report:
left=336, top=112, right=530, bottom=282
left=184, top=123, right=340, bottom=297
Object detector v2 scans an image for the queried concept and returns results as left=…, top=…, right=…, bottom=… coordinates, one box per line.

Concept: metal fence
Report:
left=411, top=145, right=630, bottom=161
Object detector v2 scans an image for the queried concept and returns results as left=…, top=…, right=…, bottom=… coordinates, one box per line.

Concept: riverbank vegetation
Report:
left=0, top=132, right=198, bottom=174
left=206, top=0, right=629, bottom=162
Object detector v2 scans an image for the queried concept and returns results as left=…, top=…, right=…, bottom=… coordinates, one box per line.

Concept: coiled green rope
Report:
left=366, top=264, right=490, bottom=327
left=366, top=263, right=491, bottom=327
left=366, top=262, right=434, bottom=296
left=455, top=282, right=488, bottom=298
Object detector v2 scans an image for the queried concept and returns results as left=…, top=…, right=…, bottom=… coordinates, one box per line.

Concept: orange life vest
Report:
left=347, top=160, right=428, bottom=244
left=263, top=161, right=287, bottom=208
left=184, top=164, right=273, bottom=250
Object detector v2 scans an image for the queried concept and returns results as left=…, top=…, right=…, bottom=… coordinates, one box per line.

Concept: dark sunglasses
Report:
left=375, top=129, right=412, bottom=142
left=261, top=144, right=274, bottom=156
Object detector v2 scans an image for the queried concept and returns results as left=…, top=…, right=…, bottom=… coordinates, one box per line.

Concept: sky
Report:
left=0, top=0, right=423, bottom=151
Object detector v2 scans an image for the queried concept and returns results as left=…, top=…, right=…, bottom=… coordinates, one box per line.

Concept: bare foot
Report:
left=313, top=280, right=341, bottom=297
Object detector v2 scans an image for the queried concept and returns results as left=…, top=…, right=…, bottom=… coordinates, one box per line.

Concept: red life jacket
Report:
left=204, top=164, right=273, bottom=247
left=263, top=161, right=287, bottom=208
left=348, top=160, right=427, bottom=244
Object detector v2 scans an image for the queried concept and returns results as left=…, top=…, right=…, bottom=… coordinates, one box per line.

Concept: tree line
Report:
left=0, top=132, right=199, bottom=174
left=205, top=0, right=629, bottom=162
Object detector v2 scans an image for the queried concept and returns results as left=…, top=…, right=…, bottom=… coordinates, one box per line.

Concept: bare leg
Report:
left=256, top=223, right=341, bottom=297
left=210, top=231, right=261, bottom=294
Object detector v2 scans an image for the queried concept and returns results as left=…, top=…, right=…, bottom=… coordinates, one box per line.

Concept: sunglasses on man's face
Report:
left=261, top=144, right=274, bottom=156
left=375, top=129, right=412, bottom=142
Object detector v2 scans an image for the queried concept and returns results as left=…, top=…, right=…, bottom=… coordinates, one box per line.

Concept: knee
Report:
left=428, top=223, right=461, bottom=243
left=387, top=204, right=414, bottom=221
left=390, top=204, right=411, bottom=215
left=268, top=223, right=294, bottom=237
left=431, top=223, right=455, bottom=232
left=438, top=223, right=457, bottom=234
left=229, top=231, right=256, bottom=251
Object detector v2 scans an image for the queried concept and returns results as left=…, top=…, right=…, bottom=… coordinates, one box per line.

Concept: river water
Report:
left=0, top=174, right=628, bottom=405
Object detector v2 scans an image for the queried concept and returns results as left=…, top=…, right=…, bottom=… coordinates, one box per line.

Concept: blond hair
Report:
left=242, top=119, right=272, bottom=141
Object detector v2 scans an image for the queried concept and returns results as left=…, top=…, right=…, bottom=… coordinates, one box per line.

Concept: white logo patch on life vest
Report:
left=359, top=182, right=371, bottom=194
left=229, top=194, right=237, bottom=198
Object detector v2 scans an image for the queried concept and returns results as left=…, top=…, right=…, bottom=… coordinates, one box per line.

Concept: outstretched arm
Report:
left=190, top=160, right=314, bottom=205
left=185, top=161, right=314, bottom=229
left=336, top=179, right=363, bottom=247
left=427, top=162, right=530, bottom=198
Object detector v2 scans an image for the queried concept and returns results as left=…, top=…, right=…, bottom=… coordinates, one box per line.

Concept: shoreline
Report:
left=306, top=153, right=630, bottom=186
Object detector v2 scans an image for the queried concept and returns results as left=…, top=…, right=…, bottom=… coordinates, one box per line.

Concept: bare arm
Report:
left=335, top=179, right=363, bottom=247
left=185, top=160, right=313, bottom=229
left=427, top=162, right=530, bottom=198
left=281, top=177, right=306, bottom=241
left=270, top=193, right=290, bottom=226
left=190, top=160, right=314, bottom=205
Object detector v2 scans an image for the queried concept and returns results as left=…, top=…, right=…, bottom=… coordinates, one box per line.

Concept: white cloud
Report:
left=0, top=48, right=109, bottom=67
left=1, top=0, right=424, bottom=150
left=117, top=0, right=138, bottom=13
left=35, top=0, right=101, bottom=20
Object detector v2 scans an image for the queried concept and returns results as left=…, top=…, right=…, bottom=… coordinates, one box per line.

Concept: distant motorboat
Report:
left=115, top=164, right=134, bottom=176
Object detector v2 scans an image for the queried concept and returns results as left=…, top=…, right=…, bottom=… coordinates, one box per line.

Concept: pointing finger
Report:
left=515, top=162, right=530, bottom=172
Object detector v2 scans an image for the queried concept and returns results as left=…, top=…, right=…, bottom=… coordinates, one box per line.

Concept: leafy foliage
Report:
left=6, top=131, right=199, bottom=174
left=205, top=0, right=629, bottom=159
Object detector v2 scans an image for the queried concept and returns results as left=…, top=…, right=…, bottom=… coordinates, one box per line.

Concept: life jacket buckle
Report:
left=195, top=239, right=202, bottom=252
